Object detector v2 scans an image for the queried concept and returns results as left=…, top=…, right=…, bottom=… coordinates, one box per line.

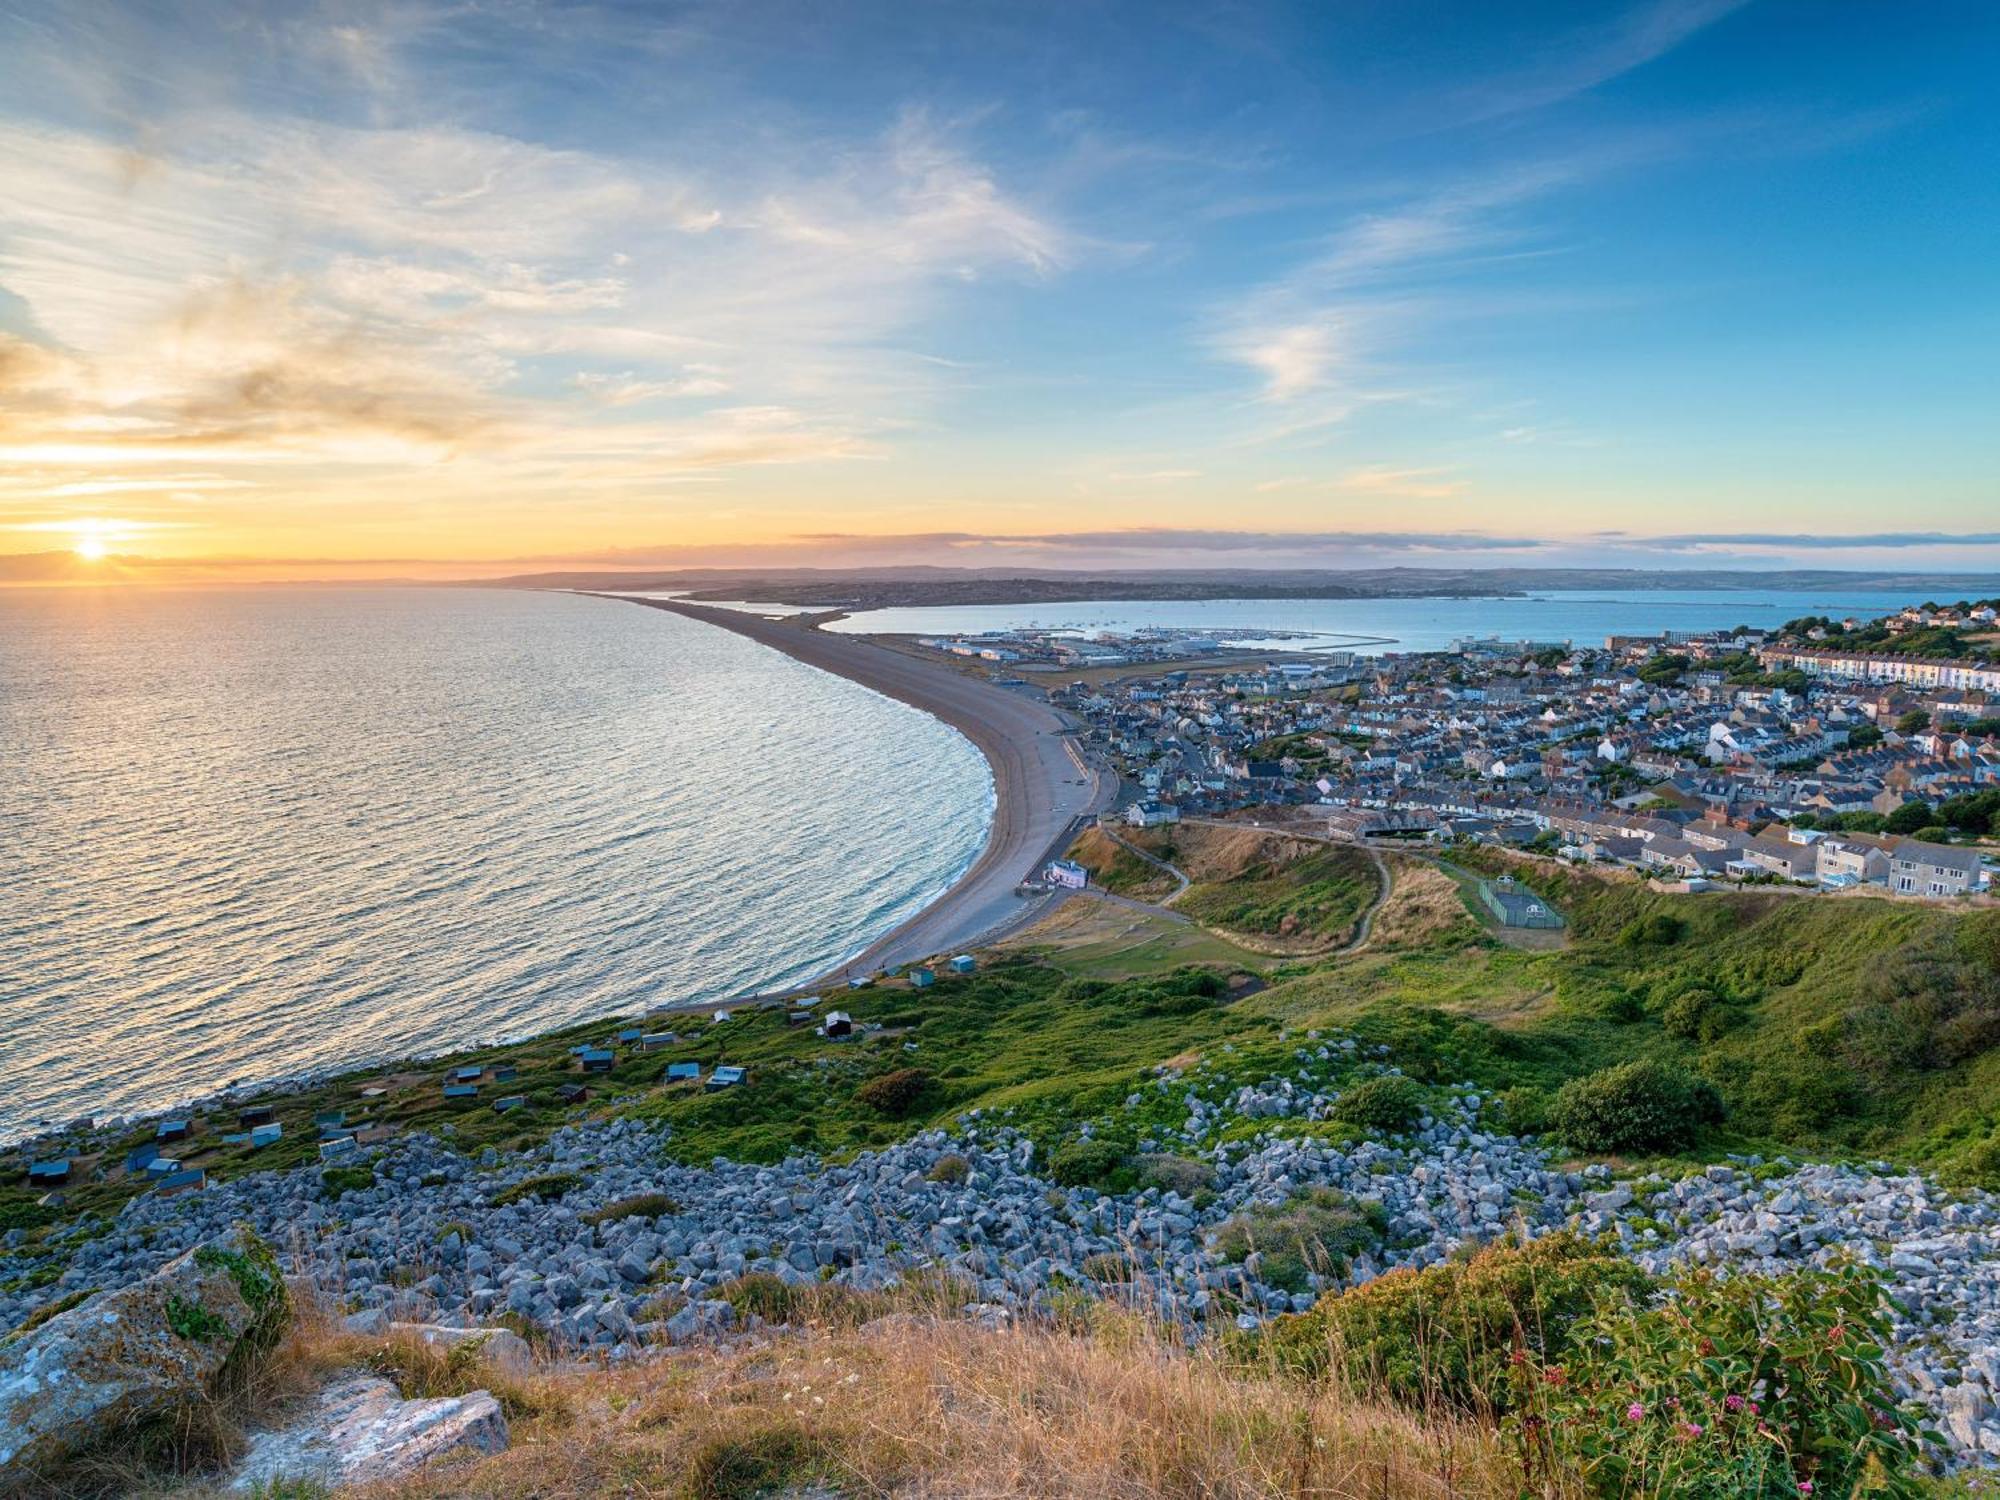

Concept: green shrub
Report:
left=582, top=1192, right=678, bottom=1225
left=489, top=1171, right=583, bottom=1208
left=924, top=1154, right=970, bottom=1185
left=1047, top=1136, right=1127, bottom=1189
left=1510, top=1259, right=1930, bottom=1498
left=1660, top=988, right=1730, bottom=1042
left=1261, top=1230, right=1651, bottom=1411
left=1334, top=1075, right=1425, bottom=1133
left=716, top=1272, right=799, bottom=1325
left=1548, top=1059, right=1723, bottom=1154
left=853, top=1068, right=931, bottom=1118
left=1134, top=1153, right=1216, bottom=1197
left=1620, top=912, right=1687, bottom=947
left=1493, top=1086, right=1550, bottom=1136
left=1211, top=1188, right=1385, bottom=1295
left=319, top=1166, right=375, bottom=1199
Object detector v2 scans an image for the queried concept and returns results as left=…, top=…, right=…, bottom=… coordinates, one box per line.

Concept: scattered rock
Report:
left=228, top=1373, right=507, bottom=1492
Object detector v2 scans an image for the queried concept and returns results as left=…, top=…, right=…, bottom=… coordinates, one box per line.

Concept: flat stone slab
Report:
left=229, top=1373, right=507, bottom=1492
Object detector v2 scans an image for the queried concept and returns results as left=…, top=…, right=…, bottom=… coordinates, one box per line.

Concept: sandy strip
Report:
left=597, top=595, right=1114, bottom=984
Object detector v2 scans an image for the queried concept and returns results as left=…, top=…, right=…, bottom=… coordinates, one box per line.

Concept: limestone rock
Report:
left=228, top=1373, right=508, bottom=1491
left=387, top=1322, right=535, bottom=1374
left=0, top=1225, right=287, bottom=1488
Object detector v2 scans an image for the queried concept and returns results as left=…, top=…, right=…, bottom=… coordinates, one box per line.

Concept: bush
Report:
left=1659, top=988, right=1731, bottom=1042
left=1334, top=1075, right=1425, bottom=1134
left=582, top=1191, right=678, bottom=1225
left=1047, top=1136, right=1127, bottom=1189
left=320, top=1166, right=375, bottom=1199
left=1548, top=1060, right=1723, bottom=1154
left=1134, top=1153, right=1216, bottom=1197
left=1511, top=1259, right=1930, bottom=1498
left=924, top=1153, right=970, bottom=1185
left=1211, top=1188, right=1384, bottom=1294
left=1620, top=912, right=1687, bottom=948
left=1493, top=1086, right=1550, bottom=1136
left=489, top=1172, right=583, bottom=1208
left=853, top=1067, right=931, bottom=1118
left=1261, top=1230, right=1652, bottom=1411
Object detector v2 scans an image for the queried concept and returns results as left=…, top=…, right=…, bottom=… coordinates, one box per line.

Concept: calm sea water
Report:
left=0, top=588, right=990, bottom=1143
left=824, top=588, right=1921, bottom=653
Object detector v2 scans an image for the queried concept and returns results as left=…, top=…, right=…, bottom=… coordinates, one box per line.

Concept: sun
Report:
left=73, top=534, right=109, bottom=562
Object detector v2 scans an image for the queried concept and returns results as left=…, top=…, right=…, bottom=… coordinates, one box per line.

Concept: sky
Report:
left=0, top=0, right=1996, bottom=580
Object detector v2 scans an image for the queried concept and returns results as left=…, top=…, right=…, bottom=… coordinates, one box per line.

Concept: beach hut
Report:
left=706, top=1066, right=747, bottom=1092
left=156, top=1119, right=190, bottom=1144
left=26, top=1159, right=69, bottom=1186
left=908, top=968, right=935, bottom=989
left=124, top=1144, right=160, bottom=1173
left=785, top=1009, right=814, bottom=1027
left=616, top=1027, right=644, bottom=1045
left=664, top=1061, right=702, bottom=1084
left=493, top=1095, right=526, bottom=1114
left=846, top=976, right=870, bottom=989
left=822, top=1010, right=854, bottom=1039
left=452, top=1066, right=484, bottom=1084
left=238, top=1105, right=276, bottom=1129
left=249, top=1123, right=283, bottom=1149
left=557, top=1083, right=588, bottom=1105
left=950, top=954, right=977, bottom=974
left=314, top=1111, right=347, bottom=1139
left=491, top=1065, right=518, bottom=1083
left=359, top=1085, right=388, bottom=1099
left=579, top=1047, right=616, bottom=1074
left=443, top=1083, right=479, bottom=1101
left=639, top=1032, right=679, bottom=1051
left=318, top=1137, right=357, bottom=1161
left=711, top=1008, right=734, bottom=1024
left=155, top=1168, right=206, bottom=1197
left=144, top=1156, right=181, bottom=1177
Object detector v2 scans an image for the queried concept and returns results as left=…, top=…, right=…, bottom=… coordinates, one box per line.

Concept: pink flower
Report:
left=1626, top=1402, right=1646, bottom=1422
left=1679, top=1422, right=1704, bottom=1440
left=1724, top=1394, right=1746, bottom=1412
left=1798, top=1484, right=1813, bottom=1496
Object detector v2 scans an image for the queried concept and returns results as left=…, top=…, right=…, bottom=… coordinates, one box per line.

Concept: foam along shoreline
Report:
left=595, top=594, right=1113, bottom=984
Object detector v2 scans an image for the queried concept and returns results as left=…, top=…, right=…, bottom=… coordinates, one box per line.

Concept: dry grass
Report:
left=346, top=1311, right=1520, bottom=1500
left=1369, top=857, right=1479, bottom=951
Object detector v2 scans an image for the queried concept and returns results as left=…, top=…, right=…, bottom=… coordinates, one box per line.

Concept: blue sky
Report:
left=0, top=0, right=1995, bottom=575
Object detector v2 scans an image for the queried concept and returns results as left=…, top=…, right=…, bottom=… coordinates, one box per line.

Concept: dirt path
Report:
left=1095, top=820, right=1192, bottom=902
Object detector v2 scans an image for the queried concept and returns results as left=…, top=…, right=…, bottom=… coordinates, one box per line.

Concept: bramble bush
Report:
left=1047, top=1136, right=1127, bottom=1189
left=1548, top=1058, right=1723, bottom=1154
left=1508, top=1258, right=1935, bottom=1498
left=1258, top=1230, right=1651, bottom=1410
left=853, top=1067, right=931, bottom=1118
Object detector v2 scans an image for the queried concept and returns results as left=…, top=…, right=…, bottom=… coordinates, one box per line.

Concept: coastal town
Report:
left=910, top=598, right=2000, bottom=901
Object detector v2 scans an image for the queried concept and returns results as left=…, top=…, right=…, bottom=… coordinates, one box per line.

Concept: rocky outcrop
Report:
left=0, top=1225, right=287, bottom=1489
left=227, top=1373, right=507, bottom=1492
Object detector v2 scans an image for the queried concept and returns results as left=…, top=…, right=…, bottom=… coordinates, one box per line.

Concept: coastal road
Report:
left=596, top=595, right=1114, bottom=981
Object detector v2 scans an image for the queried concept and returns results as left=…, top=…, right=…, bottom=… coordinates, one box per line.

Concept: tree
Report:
left=1896, top=709, right=1931, bottom=733
left=1886, top=799, right=1934, bottom=836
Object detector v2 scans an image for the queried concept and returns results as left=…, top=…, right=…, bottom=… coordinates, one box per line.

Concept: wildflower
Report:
left=1543, top=1367, right=1567, bottom=1386
left=1679, top=1422, right=1704, bottom=1440
left=1828, top=1324, right=1846, bottom=1344
left=1627, top=1402, right=1646, bottom=1422
left=1798, top=1484, right=1813, bottom=1496
left=1724, top=1394, right=1746, bottom=1412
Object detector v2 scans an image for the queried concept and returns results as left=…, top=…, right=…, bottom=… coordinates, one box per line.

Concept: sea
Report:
left=0, top=588, right=991, bottom=1144
left=821, top=588, right=1923, bottom=653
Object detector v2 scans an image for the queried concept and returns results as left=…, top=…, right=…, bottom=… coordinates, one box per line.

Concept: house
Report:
left=665, top=1061, right=702, bottom=1083
left=155, top=1168, right=207, bottom=1197
left=950, top=954, right=977, bottom=974
left=1739, top=832, right=1813, bottom=881
left=578, top=1047, right=616, bottom=1073
left=1045, top=858, right=1090, bottom=889
left=706, top=1066, right=747, bottom=1091
left=1890, top=839, right=1983, bottom=896
left=1816, top=837, right=1891, bottom=886
left=1125, top=800, right=1180, bottom=828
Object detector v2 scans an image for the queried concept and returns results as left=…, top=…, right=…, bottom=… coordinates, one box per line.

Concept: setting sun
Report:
left=72, top=534, right=107, bottom=562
